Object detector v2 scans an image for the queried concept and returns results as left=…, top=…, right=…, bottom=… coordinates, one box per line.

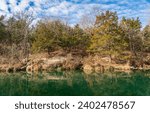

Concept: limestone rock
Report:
left=83, top=64, right=94, bottom=74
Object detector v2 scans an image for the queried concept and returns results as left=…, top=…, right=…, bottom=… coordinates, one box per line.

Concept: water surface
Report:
left=0, top=71, right=150, bottom=96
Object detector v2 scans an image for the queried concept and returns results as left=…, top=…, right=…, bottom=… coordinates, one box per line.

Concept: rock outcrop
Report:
left=26, top=53, right=82, bottom=73
left=83, top=55, right=131, bottom=74
left=26, top=56, right=66, bottom=73
left=1, top=52, right=150, bottom=74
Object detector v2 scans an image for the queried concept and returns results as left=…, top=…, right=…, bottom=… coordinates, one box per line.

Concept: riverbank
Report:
left=0, top=51, right=150, bottom=74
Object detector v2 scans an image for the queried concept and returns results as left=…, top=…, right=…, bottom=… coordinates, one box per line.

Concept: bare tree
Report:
left=6, top=11, right=34, bottom=64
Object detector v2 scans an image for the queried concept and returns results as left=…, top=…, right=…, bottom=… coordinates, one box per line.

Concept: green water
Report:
left=0, top=71, right=150, bottom=96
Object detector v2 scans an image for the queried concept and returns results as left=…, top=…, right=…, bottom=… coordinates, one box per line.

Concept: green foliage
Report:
left=0, top=16, right=7, bottom=41
left=32, top=21, right=90, bottom=53
left=32, top=21, right=54, bottom=53
left=0, top=12, right=34, bottom=62
left=1, top=10, right=150, bottom=65
left=60, top=24, right=90, bottom=51
left=120, top=17, right=142, bottom=54
left=142, top=25, right=150, bottom=52
left=89, top=11, right=126, bottom=57
left=31, top=20, right=67, bottom=53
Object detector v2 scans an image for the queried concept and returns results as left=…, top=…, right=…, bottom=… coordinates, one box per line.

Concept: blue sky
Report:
left=0, top=0, right=150, bottom=27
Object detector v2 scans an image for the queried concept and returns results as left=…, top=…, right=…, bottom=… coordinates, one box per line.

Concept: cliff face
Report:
left=0, top=52, right=150, bottom=74
left=0, top=52, right=83, bottom=73
left=82, top=55, right=131, bottom=74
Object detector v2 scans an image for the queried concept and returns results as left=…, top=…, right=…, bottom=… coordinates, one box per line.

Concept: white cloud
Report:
left=0, top=0, right=150, bottom=26
left=0, top=0, right=8, bottom=11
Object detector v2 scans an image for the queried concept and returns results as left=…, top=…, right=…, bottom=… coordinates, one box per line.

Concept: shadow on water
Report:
left=0, top=70, right=150, bottom=96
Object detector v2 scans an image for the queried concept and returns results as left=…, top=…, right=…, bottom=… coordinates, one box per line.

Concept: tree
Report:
left=0, top=16, right=9, bottom=57
left=120, top=17, right=143, bottom=67
left=32, top=20, right=90, bottom=54
left=5, top=11, right=34, bottom=64
left=60, top=24, right=90, bottom=53
left=0, top=16, right=6, bottom=41
left=31, top=20, right=65, bottom=53
left=89, top=11, right=126, bottom=61
left=72, top=24, right=90, bottom=51
left=142, top=25, right=150, bottom=52
left=120, top=17, right=142, bottom=55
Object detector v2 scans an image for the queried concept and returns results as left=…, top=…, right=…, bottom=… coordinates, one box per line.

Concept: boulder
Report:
left=26, top=63, right=42, bottom=73
left=83, top=64, right=94, bottom=74
left=62, top=54, right=82, bottom=70
left=13, top=63, right=26, bottom=72
left=6, top=67, right=14, bottom=73
left=95, top=65, right=104, bottom=73
left=26, top=65, right=32, bottom=73
left=26, top=56, right=66, bottom=73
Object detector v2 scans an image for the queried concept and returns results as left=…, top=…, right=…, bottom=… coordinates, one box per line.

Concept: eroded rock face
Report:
left=83, top=56, right=105, bottom=74
left=95, top=65, right=104, bottom=73
left=27, top=64, right=42, bottom=73
left=26, top=57, right=66, bottom=73
left=0, top=63, right=26, bottom=73
left=13, top=63, right=26, bottom=72
left=82, top=56, right=132, bottom=74
left=0, top=64, right=8, bottom=72
left=144, top=56, right=150, bottom=65
left=62, top=56, right=82, bottom=70
left=83, top=64, right=94, bottom=74
left=1, top=53, right=150, bottom=73
left=18, top=54, right=83, bottom=73
left=83, top=64, right=105, bottom=74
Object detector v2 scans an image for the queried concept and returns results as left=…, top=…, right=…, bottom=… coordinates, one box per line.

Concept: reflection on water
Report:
left=0, top=70, right=150, bottom=96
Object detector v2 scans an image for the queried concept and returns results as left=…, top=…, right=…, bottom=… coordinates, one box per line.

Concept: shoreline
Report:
left=1, top=52, right=150, bottom=74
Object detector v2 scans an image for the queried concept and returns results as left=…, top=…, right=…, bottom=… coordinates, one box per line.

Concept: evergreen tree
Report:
left=89, top=11, right=125, bottom=61
left=142, top=25, right=150, bottom=52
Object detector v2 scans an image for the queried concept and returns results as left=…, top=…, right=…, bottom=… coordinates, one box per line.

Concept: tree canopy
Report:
left=0, top=10, right=150, bottom=65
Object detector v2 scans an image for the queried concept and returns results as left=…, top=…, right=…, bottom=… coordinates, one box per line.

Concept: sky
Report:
left=0, top=0, right=150, bottom=27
